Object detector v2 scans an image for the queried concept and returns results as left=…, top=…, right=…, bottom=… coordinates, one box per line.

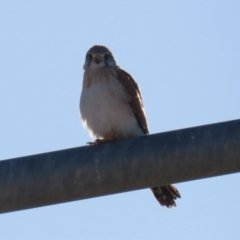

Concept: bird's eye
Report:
left=104, top=54, right=111, bottom=60
left=83, top=53, right=93, bottom=69
left=86, top=53, right=92, bottom=61
left=103, top=53, right=116, bottom=67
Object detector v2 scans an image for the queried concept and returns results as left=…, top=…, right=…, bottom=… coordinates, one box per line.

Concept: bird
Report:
left=79, top=45, right=181, bottom=208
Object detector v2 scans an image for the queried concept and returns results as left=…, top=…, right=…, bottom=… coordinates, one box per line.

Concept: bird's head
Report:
left=83, top=45, right=117, bottom=70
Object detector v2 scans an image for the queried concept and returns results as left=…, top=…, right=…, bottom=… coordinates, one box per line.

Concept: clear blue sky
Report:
left=1, top=1, right=240, bottom=239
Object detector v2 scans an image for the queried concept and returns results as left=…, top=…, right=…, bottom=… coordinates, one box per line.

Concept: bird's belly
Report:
left=80, top=79, right=143, bottom=139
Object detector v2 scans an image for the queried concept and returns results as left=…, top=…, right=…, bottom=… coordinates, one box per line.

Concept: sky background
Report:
left=0, top=1, right=240, bottom=239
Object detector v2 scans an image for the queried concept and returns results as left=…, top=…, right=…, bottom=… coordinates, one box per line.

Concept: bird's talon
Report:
left=86, top=141, right=97, bottom=145
left=86, top=139, right=101, bottom=145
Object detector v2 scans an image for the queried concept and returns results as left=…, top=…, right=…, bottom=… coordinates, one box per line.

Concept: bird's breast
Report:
left=80, top=70, right=143, bottom=139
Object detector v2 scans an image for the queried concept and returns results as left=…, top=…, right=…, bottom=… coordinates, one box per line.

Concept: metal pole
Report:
left=0, top=119, right=240, bottom=213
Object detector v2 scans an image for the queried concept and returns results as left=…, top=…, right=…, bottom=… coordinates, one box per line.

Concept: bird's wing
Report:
left=116, top=67, right=149, bottom=135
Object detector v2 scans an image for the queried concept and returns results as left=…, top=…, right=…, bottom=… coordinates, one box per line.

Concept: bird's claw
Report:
left=86, top=139, right=101, bottom=145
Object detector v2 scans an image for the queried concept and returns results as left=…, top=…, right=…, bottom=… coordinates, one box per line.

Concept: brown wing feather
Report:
left=116, top=67, right=181, bottom=208
left=116, top=67, right=149, bottom=135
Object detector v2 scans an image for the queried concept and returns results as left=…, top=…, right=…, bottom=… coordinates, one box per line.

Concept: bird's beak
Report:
left=93, top=54, right=102, bottom=64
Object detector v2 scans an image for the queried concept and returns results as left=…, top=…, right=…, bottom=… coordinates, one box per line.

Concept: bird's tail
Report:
left=151, top=185, right=181, bottom=208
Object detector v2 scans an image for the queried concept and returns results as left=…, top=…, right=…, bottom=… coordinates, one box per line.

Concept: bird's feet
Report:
left=87, top=139, right=102, bottom=145
left=87, top=131, right=115, bottom=145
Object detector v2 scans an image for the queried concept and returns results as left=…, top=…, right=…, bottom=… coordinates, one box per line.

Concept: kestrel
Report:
left=80, top=45, right=181, bottom=208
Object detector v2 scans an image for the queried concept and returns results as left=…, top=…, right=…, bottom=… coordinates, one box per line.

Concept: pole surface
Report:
left=1, top=119, right=240, bottom=213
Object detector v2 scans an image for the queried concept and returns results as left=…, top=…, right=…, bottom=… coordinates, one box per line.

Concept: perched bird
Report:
left=80, top=45, right=181, bottom=208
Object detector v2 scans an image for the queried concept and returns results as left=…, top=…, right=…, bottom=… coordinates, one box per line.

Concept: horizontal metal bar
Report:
left=1, top=119, right=240, bottom=213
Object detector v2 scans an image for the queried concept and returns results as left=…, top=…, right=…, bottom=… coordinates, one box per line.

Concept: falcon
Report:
left=80, top=45, right=181, bottom=208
